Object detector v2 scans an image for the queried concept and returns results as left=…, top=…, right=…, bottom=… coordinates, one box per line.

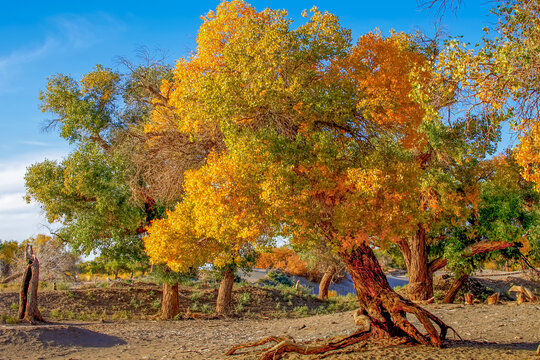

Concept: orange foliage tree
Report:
left=256, top=247, right=317, bottom=280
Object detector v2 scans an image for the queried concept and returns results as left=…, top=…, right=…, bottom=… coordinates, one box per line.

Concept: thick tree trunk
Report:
left=341, top=243, right=449, bottom=347
left=18, top=245, right=44, bottom=324
left=442, top=274, right=468, bottom=304
left=216, top=269, right=235, bottom=316
left=318, top=265, right=336, bottom=300
left=407, top=225, right=433, bottom=301
left=161, top=282, right=180, bottom=319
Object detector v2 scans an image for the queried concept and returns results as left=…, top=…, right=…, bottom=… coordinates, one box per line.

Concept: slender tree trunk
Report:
left=341, top=243, right=449, bottom=347
left=318, top=265, right=336, bottom=300
left=18, top=245, right=44, bottom=324
left=161, top=282, right=180, bottom=319
left=407, top=225, right=433, bottom=301
left=216, top=269, right=235, bottom=316
left=442, top=274, right=468, bottom=304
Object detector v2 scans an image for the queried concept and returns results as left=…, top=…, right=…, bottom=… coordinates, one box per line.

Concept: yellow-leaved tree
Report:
left=145, top=140, right=275, bottom=315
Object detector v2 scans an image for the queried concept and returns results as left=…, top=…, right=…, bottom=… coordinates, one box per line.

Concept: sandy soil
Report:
left=1, top=303, right=539, bottom=360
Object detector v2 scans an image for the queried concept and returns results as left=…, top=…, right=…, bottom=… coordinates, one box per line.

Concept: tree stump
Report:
left=509, top=285, right=536, bottom=304
left=442, top=274, right=468, bottom=304
left=318, top=264, right=336, bottom=300
left=18, top=245, right=44, bottom=324
left=487, top=292, right=500, bottom=305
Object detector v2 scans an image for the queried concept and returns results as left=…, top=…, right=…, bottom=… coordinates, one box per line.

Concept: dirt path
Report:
left=1, top=303, right=539, bottom=360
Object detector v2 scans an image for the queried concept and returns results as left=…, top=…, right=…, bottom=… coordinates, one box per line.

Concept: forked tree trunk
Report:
left=161, top=282, right=180, bottom=319
left=407, top=226, right=433, bottom=301
left=18, top=245, right=44, bottom=324
left=442, top=274, right=468, bottom=304
left=216, top=269, right=235, bottom=316
left=318, top=265, right=336, bottom=300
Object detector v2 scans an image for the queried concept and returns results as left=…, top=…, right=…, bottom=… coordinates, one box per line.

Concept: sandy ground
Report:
left=1, top=303, right=539, bottom=360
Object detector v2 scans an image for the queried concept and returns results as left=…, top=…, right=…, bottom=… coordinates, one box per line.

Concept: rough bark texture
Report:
left=429, top=241, right=514, bottom=274
left=161, top=282, right=180, bottom=319
left=318, top=264, right=336, bottom=300
left=396, top=238, right=412, bottom=270
left=442, top=274, right=469, bottom=304
left=216, top=269, right=235, bottom=316
left=407, top=226, right=433, bottom=301
left=18, top=246, right=44, bottom=324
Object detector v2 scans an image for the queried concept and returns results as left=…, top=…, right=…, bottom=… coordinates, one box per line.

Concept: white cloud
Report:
left=0, top=192, right=29, bottom=214
left=0, top=150, right=67, bottom=241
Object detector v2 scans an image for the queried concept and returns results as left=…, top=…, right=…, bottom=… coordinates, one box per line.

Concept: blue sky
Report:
left=0, top=0, right=501, bottom=241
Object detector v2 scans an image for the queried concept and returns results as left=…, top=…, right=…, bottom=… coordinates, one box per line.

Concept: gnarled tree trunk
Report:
left=19, top=245, right=44, bottom=324
left=341, top=243, right=450, bottom=346
left=161, top=282, right=180, bottom=319
left=318, top=264, right=336, bottom=300
left=216, top=268, right=235, bottom=316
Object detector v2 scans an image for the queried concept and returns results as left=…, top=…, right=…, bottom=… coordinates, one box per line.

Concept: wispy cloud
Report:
left=51, top=13, right=127, bottom=50
left=0, top=13, right=126, bottom=93
left=0, top=37, right=57, bottom=69
left=19, top=140, right=53, bottom=147
left=0, top=38, right=58, bottom=92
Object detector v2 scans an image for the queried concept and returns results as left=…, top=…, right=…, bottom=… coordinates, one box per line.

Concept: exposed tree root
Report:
left=225, top=300, right=460, bottom=360
left=227, top=331, right=372, bottom=360
left=226, top=335, right=294, bottom=355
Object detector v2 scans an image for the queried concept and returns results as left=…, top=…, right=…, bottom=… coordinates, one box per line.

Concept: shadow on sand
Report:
left=1, top=323, right=126, bottom=348
left=447, top=339, right=538, bottom=352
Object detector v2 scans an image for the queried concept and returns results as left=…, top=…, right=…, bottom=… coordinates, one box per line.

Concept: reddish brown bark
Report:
left=407, top=226, right=433, bottom=301
left=318, top=264, right=336, bottom=300
left=161, top=282, right=180, bottom=319
left=216, top=269, right=235, bottom=316
left=18, top=245, right=44, bottom=324
left=396, top=238, right=411, bottom=269
left=442, top=274, right=468, bottom=304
